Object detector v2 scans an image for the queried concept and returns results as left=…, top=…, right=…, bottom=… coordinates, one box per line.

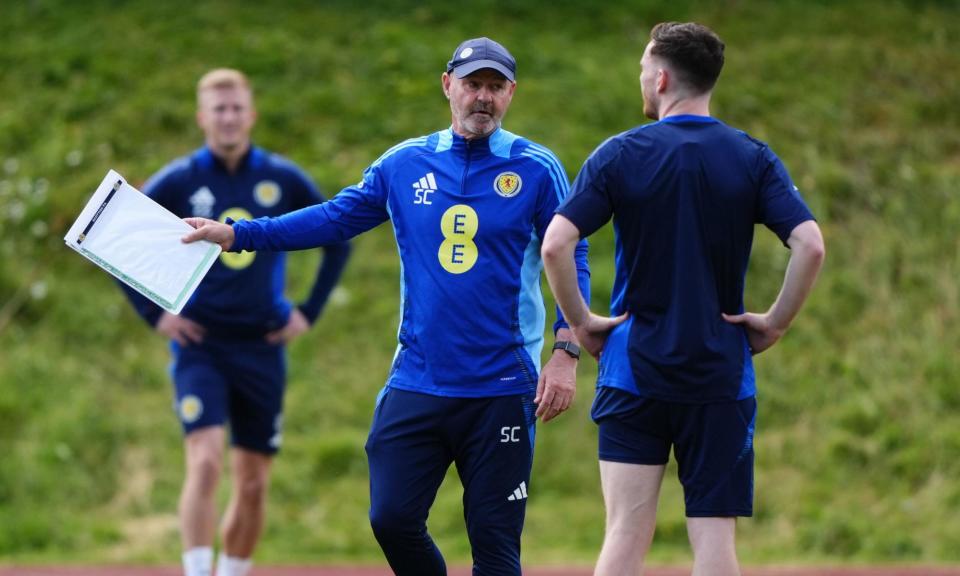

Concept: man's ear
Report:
left=656, top=67, right=669, bottom=94
left=441, top=72, right=451, bottom=99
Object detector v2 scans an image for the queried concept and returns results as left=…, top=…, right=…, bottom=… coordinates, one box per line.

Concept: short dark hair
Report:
left=650, top=22, right=725, bottom=93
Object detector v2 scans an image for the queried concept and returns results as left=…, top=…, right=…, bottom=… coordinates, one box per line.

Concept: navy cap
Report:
left=446, top=37, right=516, bottom=82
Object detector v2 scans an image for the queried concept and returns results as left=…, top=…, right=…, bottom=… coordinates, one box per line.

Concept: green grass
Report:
left=2, top=0, right=960, bottom=566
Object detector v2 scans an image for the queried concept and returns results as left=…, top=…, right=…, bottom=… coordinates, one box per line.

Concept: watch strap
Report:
left=552, top=340, right=581, bottom=359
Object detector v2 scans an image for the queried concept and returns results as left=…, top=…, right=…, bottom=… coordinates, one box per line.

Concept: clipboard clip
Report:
left=77, top=179, right=123, bottom=244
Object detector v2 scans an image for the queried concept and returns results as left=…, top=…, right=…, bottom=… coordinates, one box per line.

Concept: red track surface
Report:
left=2, top=567, right=960, bottom=576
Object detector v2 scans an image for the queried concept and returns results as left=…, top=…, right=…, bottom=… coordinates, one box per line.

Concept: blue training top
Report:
left=123, top=145, right=351, bottom=337
left=232, top=127, right=591, bottom=398
left=559, top=115, right=814, bottom=403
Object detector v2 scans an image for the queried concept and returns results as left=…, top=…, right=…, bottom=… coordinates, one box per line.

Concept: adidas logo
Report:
left=507, top=481, right=528, bottom=502
left=412, top=172, right=437, bottom=205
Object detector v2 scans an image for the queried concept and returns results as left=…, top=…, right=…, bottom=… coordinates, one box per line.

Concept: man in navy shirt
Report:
left=181, top=40, right=591, bottom=576
left=121, top=68, right=350, bottom=576
left=542, top=23, right=825, bottom=575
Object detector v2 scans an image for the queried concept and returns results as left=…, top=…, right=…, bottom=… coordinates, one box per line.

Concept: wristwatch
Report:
left=552, top=340, right=581, bottom=359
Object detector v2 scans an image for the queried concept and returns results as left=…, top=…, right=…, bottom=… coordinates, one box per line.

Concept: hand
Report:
left=534, top=352, right=578, bottom=423
left=722, top=312, right=784, bottom=355
left=265, top=307, right=310, bottom=345
left=182, top=218, right=235, bottom=251
left=155, top=312, right=205, bottom=346
left=572, top=312, right=629, bottom=359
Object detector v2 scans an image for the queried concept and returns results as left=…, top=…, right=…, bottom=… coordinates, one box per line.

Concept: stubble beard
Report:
left=462, top=111, right=500, bottom=139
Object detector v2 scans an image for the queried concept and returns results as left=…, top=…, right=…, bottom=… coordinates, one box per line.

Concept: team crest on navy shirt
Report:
left=494, top=172, right=522, bottom=198
left=189, top=186, right=215, bottom=217
left=254, top=180, right=281, bottom=207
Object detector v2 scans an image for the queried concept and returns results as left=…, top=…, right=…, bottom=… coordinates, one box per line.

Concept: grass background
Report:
left=1, top=0, right=959, bottom=567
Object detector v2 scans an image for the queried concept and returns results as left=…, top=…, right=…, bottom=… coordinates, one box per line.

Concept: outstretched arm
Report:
left=183, top=178, right=390, bottom=252
left=723, top=219, right=825, bottom=354
left=542, top=214, right=627, bottom=359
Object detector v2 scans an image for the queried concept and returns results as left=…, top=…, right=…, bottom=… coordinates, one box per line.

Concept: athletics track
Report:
left=2, top=566, right=960, bottom=575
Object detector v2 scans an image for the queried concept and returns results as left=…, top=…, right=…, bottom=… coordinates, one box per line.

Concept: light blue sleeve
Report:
left=525, top=143, right=592, bottom=333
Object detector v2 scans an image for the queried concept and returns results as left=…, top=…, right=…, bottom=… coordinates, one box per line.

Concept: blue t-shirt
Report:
left=232, top=127, right=591, bottom=397
left=123, top=145, right=350, bottom=337
left=559, top=115, right=814, bottom=403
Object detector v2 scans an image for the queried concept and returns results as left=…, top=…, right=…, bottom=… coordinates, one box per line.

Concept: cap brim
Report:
left=452, top=60, right=515, bottom=82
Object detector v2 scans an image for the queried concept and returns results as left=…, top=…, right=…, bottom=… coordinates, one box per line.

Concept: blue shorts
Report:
left=171, top=336, right=286, bottom=454
left=365, top=387, right=536, bottom=575
left=592, top=386, right=755, bottom=517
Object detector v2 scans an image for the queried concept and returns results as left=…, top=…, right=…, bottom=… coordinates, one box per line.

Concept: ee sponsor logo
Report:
left=438, top=204, right=478, bottom=274
left=218, top=207, right=256, bottom=269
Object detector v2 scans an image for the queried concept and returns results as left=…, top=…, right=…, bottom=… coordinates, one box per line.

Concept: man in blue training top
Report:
left=542, top=22, right=825, bottom=576
left=181, top=39, right=591, bottom=576
left=121, top=68, right=351, bottom=576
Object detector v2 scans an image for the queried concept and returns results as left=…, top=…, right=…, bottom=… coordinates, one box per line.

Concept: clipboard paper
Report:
left=65, top=170, right=222, bottom=314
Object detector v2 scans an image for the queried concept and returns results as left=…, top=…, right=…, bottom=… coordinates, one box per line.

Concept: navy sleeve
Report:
left=233, top=163, right=390, bottom=252
left=297, top=241, right=351, bottom=324
left=286, top=161, right=326, bottom=210
left=558, top=136, right=620, bottom=238
left=756, top=147, right=815, bottom=245
left=285, top=163, right=353, bottom=324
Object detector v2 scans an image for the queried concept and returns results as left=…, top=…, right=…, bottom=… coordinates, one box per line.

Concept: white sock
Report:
left=215, top=552, right=253, bottom=576
left=182, top=547, right=214, bottom=576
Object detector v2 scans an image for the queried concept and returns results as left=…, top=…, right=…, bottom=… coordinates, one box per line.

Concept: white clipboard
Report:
left=65, top=170, right=221, bottom=314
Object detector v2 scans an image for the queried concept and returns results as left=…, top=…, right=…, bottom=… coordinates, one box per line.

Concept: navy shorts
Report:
left=592, top=386, right=755, bottom=517
left=170, top=336, right=286, bottom=454
left=366, top=387, right=536, bottom=575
